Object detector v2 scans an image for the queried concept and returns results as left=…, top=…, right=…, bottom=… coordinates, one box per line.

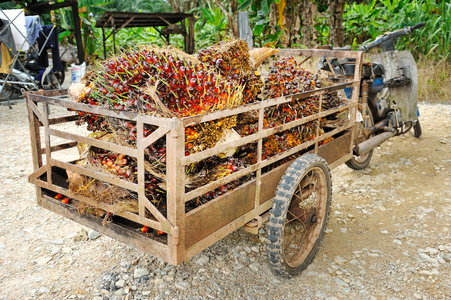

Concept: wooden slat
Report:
left=137, top=120, right=173, bottom=232
left=181, top=82, right=355, bottom=126
left=142, top=126, right=171, bottom=148
left=50, top=159, right=138, bottom=192
left=39, top=194, right=171, bottom=263
left=181, top=101, right=357, bottom=166
left=166, top=120, right=186, bottom=265
left=49, top=128, right=138, bottom=158
left=184, top=200, right=272, bottom=261
left=48, top=114, right=79, bottom=125
left=28, top=94, right=171, bottom=127
left=277, top=49, right=364, bottom=59
left=28, top=164, right=47, bottom=181
left=43, top=104, right=52, bottom=185
left=30, top=178, right=165, bottom=232
left=27, top=99, right=47, bottom=126
left=182, top=121, right=354, bottom=202
left=41, top=141, right=78, bottom=153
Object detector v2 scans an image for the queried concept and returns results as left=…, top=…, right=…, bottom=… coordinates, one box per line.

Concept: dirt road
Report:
left=0, top=101, right=449, bottom=300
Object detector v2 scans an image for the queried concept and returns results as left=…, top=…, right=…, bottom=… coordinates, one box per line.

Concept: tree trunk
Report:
left=328, top=0, right=345, bottom=47
left=301, top=0, right=318, bottom=48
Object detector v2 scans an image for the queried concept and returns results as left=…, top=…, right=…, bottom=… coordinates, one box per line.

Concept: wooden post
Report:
left=27, top=98, right=43, bottom=204
left=166, top=119, right=185, bottom=264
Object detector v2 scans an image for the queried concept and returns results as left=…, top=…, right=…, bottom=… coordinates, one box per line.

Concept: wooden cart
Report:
left=27, top=49, right=363, bottom=275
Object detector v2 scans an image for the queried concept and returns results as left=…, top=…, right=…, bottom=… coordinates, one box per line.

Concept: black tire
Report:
left=345, top=104, right=374, bottom=170
left=0, top=74, right=13, bottom=101
left=43, top=72, right=61, bottom=90
left=411, top=120, right=422, bottom=138
left=266, top=154, right=332, bottom=276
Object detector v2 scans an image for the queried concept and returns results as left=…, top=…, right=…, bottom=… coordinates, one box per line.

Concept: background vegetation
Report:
left=1, top=0, right=449, bottom=102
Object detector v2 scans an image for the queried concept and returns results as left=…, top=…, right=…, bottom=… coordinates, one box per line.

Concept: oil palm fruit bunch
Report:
left=77, top=46, right=244, bottom=118
left=197, top=40, right=263, bottom=104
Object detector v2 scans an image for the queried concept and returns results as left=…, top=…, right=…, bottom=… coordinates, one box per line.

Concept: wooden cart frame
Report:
left=27, top=49, right=363, bottom=265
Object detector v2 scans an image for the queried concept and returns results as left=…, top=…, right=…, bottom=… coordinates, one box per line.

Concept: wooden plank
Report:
left=39, top=194, right=170, bottom=263
left=28, top=94, right=171, bottom=127
left=28, top=99, right=47, bottom=126
left=142, top=126, right=171, bottom=149
left=49, top=114, right=79, bottom=125
left=184, top=200, right=272, bottom=261
left=181, top=101, right=357, bottom=166
left=184, top=179, right=257, bottom=248
left=136, top=119, right=173, bottom=233
left=41, top=141, right=78, bottom=153
left=278, top=49, right=364, bottom=59
left=182, top=121, right=354, bottom=203
left=50, top=159, right=138, bottom=192
left=182, top=82, right=355, bottom=127
left=49, top=128, right=138, bottom=158
left=317, top=131, right=352, bottom=165
left=30, top=177, right=165, bottom=232
left=43, top=104, right=52, bottom=186
left=166, top=120, right=186, bottom=265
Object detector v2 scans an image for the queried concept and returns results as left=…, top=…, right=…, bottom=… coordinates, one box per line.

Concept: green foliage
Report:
left=343, top=0, right=450, bottom=60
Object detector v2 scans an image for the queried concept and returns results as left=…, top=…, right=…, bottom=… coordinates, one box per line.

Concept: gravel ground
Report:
left=0, top=101, right=449, bottom=300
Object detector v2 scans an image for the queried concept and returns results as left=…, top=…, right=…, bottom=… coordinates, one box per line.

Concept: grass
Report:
left=417, top=56, right=451, bottom=103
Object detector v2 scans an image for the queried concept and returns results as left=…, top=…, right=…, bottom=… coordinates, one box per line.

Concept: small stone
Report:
left=88, top=230, right=102, bottom=240
left=249, top=263, right=260, bottom=271
left=175, top=280, right=190, bottom=290
left=115, top=288, right=125, bottom=295
left=62, top=247, right=72, bottom=254
left=36, top=256, right=52, bottom=266
left=134, top=268, right=150, bottom=278
left=425, top=247, right=438, bottom=255
left=116, top=279, right=125, bottom=288
left=39, top=287, right=49, bottom=293
left=216, top=260, right=225, bottom=268
left=50, top=239, right=64, bottom=245
left=196, top=256, right=209, bottom=265
left=92, top=297, right=103, bottom=300
left=334, top=256, right=347, bottom=264
left=251, top=246, right=259, bottom=253
left=393, top=239, right=402, bottom=245
left=142, top=291, right=151, bottom=296
left=381, top=230, right=389, bottom=234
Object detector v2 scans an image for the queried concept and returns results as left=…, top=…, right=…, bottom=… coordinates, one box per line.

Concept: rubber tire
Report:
left=411, top=120, right=422, bottom=138
left=0, top=74, right=13, bottom=101
left=266, top=154, right=332, bottom=276
left=345, top=104, right=374, bottom=170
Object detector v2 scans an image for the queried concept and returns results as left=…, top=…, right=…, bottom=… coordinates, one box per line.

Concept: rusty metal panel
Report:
left=185, top=180, right=256, bottom=248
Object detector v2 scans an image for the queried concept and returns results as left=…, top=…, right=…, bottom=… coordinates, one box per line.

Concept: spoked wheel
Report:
left=346, top=104, right=374, bottom=170
left=266, top=154, right=332, bottom=276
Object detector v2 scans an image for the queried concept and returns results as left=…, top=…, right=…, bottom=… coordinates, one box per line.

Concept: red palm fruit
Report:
left=55, top=193, right=63, bottom=199
left=157, top=230, right=165, bottom=235
left=189, top=77, right=197, bottom=87
left=62, top=198, right=69, bottom=204
left=141, top=225, right=149, bottom=233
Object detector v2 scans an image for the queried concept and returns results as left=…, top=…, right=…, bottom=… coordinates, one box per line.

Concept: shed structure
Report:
left=95, top=11, right=195, bottom=58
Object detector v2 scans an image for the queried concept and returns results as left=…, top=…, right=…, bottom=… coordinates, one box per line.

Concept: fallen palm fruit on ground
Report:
left=68, top=41, right=343, bottom=224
